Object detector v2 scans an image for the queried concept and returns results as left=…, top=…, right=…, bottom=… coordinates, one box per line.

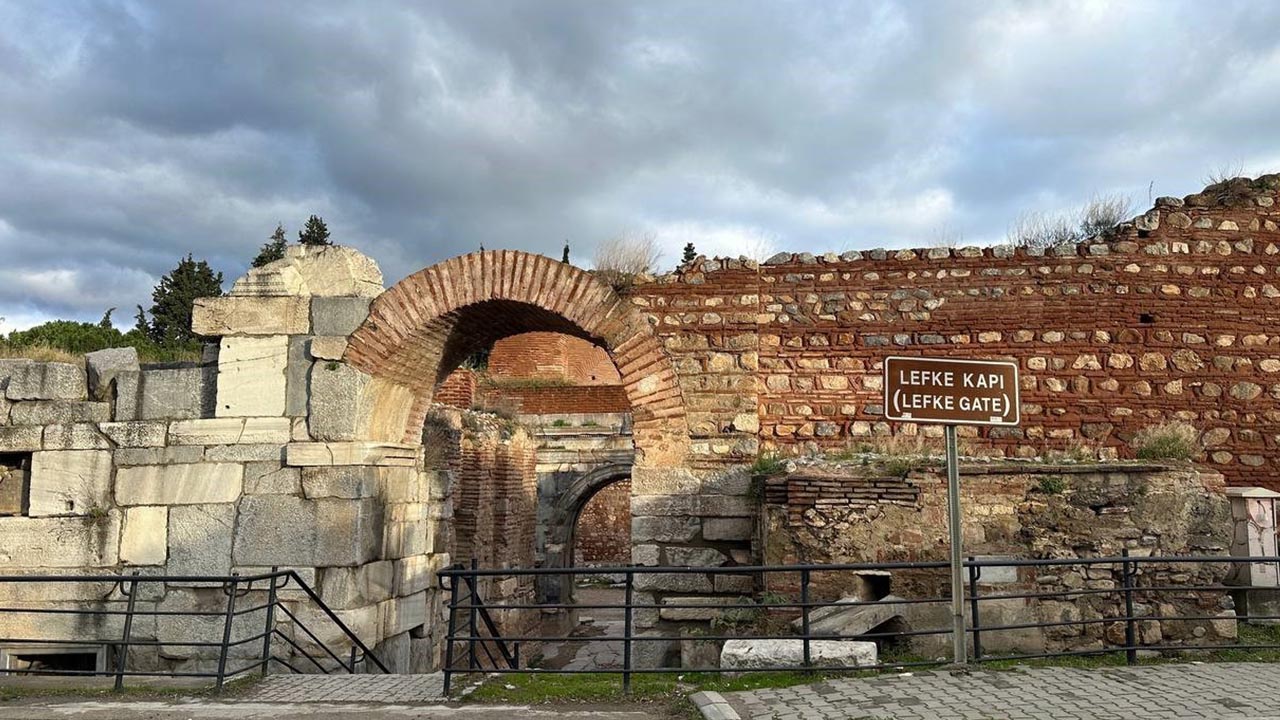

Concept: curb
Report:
left=688, top=690, right=743, bottom=720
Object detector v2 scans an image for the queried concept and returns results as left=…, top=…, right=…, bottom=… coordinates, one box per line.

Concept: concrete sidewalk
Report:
left=721, top=662, right=1280, bottom=719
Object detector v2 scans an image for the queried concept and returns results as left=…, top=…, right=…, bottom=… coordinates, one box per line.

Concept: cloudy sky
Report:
left=1, top=1, right=1279, bottom=331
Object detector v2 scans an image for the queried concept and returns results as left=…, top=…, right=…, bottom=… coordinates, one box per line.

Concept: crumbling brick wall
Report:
left=487, top=332, right=621, bottom=385
left=631, top=176, right=1280, bottom=487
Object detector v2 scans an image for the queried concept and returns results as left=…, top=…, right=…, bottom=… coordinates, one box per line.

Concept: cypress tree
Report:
left=146, top=254, right=224, bottom=345
left=682, top=242, right=697, bottom=264
left=252, top=223, right=289, bottom=267
left=298, top=215, right=332, bottom=246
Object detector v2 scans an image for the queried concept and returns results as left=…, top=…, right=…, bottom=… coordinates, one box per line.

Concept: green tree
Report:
left=682, top=242, right=697, bottom=264
left=252, top=223, right=289, bottom=267
left=144, top=254, right=223, bottom=345
left=298, top=215, right=332, bottom=246
left=99, top=308, right=115, bottom=329
left=562, top=241, right=570, bottom=264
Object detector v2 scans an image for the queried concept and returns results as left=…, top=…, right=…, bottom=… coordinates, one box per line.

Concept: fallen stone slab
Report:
left=720, top=638, right=877, bottom=670
left=791, top=594, right=909, bottom=637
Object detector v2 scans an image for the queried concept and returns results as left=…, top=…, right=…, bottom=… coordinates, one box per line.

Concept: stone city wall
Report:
left=761, top=458, right=1235, bottom=655
left=632, top=176, right=1280, bottom=489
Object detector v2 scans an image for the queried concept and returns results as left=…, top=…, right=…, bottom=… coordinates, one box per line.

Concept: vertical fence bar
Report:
left=442, top=566, right=462, bottom=696
left=215, top=575, right=240, bottom=691
left=468, top=559, right=479, bottom=671
left=349, top=646, right=358, bottom=674
left=114, top=573, right=139, bottom=691
left=1122, top=550, right=1137, bottom=666
left=800, top=568, right=812, bottom=672
left=260, top=568, right=279, bottom=677
left=622, top=570, right=634, bottom=695
left=967, top=557, right=982, bottom=661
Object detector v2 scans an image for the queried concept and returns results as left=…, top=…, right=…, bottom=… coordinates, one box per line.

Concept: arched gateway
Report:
left=343, top=250, right=690, bottom=467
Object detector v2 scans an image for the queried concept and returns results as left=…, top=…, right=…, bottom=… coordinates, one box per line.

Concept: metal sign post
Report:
left=883, top=356, right=1020, bottom=669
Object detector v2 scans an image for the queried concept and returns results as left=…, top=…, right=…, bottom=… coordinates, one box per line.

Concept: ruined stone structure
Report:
left=0, top=176, right=1275, bottom=671
left=760, top=458, right=1235, bottom=655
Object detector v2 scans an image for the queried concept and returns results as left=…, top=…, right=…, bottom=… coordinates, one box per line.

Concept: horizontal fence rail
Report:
left=438, top=554, right=1280, bottom=695
left=0, top=569, right=387, bottom=690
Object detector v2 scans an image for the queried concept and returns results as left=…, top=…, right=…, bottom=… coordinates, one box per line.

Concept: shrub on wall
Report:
left=1132, top=421, right=1201, bottom=461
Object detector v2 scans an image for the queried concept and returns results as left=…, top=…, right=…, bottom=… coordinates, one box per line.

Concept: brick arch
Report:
left=344, top=250, right=688, bottom=465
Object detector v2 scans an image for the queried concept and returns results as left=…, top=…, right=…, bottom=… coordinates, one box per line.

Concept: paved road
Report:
left=723, top=662, right=1280, bottom=719
left=0, top=700, right=662, bottom=719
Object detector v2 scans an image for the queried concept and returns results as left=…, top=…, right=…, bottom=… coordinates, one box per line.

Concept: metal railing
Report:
left=439, top=553, right=1280, bottom=695
left=0, top=569, right=387, bottom=689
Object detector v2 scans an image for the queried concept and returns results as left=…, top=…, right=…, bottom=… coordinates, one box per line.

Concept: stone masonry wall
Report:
left=631, top=176, right=1280, bottom=489
left=762, top=458, right=1235, bottom=654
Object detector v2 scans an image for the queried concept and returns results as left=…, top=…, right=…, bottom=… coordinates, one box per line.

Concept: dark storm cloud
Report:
left=1, top=0, right=1278, bottom=329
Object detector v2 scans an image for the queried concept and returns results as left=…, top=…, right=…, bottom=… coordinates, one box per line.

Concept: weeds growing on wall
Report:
left=1132, top=421, right=1201, bottom=461
left=592, top=231, right=661, bottom=293
left=1006, top=193, right=1134, bottom=250
left=750, top=453, right=786, bottom=477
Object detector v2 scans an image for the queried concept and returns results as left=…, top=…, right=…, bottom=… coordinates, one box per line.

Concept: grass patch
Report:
left=1133, top=421, right=1200, bottom=461
left=1035, top=475, right=1067, bottom=494
left=750, top=453, right=786, bottom=477
left=0, top=674, right=259, bottom=702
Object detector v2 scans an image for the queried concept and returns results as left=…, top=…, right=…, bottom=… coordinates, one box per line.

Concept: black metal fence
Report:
left=0, top=569, right=387, bottom=689
left=439, top=554, right=1280, bottom=695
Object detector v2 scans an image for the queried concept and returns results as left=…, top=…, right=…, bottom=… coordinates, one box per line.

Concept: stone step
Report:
left=792, top=594, right=908, bottom=637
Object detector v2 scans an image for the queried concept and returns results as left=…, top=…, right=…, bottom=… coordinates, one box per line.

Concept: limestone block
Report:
left=42, top=423, right=111, bottom=450
left=99, top=421, right=167, bottom=447
left=632, top=544, right=661, bottom=566
left=630, top=468, right=701, bottom=495
left=666, top=547, right=729, bottom=567
left=285, top=336, right=310, bottom=416
left=312, top=297, right=374, bottom=336
left=308, top=362, right=373, bottom=441
left=661, top=596, right=737, bottom=621
left=286, top=442, right=416, bottom=467
left=317, top=498, right=382, bottom=566
left=203, top=444, right=284, bottom=462
left=137, top=367, right=215, bottom=420
left=319, top=561, right=395, bottom=609
left=301, top=466, right=379, bottom=499
left=114, top=446, right=204, bottom=466
left=720, top=639, right=876, bottom=670
left=5, top=362, right=87, bottom=401
left=231, top=245, right=383, bottom=298
left=703, top=518, right=753, bottom=541
left=0, top=513, right=121, bottom=568
left=27, top=450, right=112, bottom=517
left=393, top=555, right=432, bottom=596
left=632, top=516, right=700, bottom=543
left=309, top=336, right=349, bottom=361
left=233, top=495, right=380, bottom=567
left=380, top=590, right=428, bottom=636
left=634, top=572, right=712, bottom=592
left=191, top=296, right=310, bottom=336
left=116, top=463, right=244, bottom=505
left=10, top=400, right=109, bottom=425
left=791, top=595, right=908, bottom=637
left=167, top=504, right=236, bottom=577
left=120, top=506, right=168, bottom=565
left=243, top=462, right=301, bottom=495
left=233, top=495, right=319, bottom=566
left=84, top=347, right=139, bottom=402
left=215, top=335, right=289, bottom=417
left=169, top=417, right=292, bottom=445
left=154, top=587, right=259, bottom=659
left=0, top=425, right=42, bottom=452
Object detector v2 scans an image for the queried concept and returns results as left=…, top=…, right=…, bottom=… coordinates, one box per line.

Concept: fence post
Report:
left=260, top=567, right=279, bottom=677
left=442, top=565, right=462, bottom=697
left=468, top=559, right=479, bottom=671
left=800, top=568, right=812, bottom=672
left=1122, top=549, right=1137, bottom=666
left=215, top=574, right=240, bottom=691
left=967, top=557, right=982, bottom=661
left=622, top=570, right=634, bottom=695
left=114, top=573, right=140, bottom=691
